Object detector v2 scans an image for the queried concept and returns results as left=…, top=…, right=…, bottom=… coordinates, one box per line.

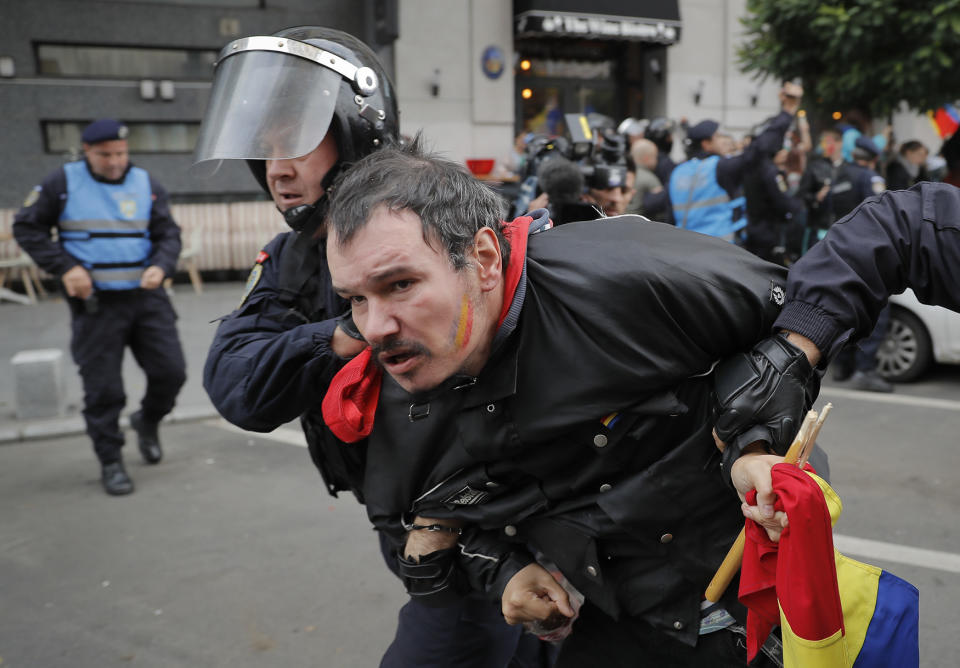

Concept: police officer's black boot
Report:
left=130, top=410, right=163, bottom=464
left=101, top=460, right=134, bottom=496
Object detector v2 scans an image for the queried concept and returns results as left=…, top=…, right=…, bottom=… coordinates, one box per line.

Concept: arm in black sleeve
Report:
left=146, top=178, right=182, bottom=276
left=774, top=182, right=960, bottom=360
left=797, top=162, right=824, bottom=212
left=716, top=111, right=792, bottom=196
left=761, top=164, right=803, bottom=219
left=395, top=527, right=534, bottom=606
left=203, top=234, right=350, bottom=432
left=11, top=168, right=78, bottom=277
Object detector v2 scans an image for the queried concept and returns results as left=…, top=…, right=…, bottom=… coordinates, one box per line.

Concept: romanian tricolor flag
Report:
left=928, top=104, right=960, bottom=138
left=739, top=465, right=919, bottom=668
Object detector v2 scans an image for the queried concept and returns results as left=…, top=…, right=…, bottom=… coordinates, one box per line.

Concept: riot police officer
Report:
left=195, top=26, right=552, bottom=667
left=13, top=119, right=187, bottom=496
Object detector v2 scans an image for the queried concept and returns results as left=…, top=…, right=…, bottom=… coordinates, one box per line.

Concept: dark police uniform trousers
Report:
left=12, top=160, right=187, bottom=466
left=71, top=289, right=186, bottom=464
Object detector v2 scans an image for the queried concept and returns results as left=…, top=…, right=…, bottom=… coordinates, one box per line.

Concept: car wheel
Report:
left=876, top=307, right=932, bottom=382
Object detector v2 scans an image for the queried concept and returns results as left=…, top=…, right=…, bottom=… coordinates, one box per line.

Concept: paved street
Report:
left=0, top=420, right=406, bottom=668
left=1, top=282, right=959, bottom=666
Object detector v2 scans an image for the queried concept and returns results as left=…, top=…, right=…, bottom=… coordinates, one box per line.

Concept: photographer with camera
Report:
left=515, top=121, right=633, bottom=220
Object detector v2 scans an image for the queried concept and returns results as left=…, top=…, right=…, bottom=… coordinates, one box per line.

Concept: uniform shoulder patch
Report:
left=775, top=173, right=788, bottom=193
left=255, top=250, right=270, bottom=264
left=871, top=176, right=886, bottom=195
left=237, top=257, right=266, bottom=308
left=22, top=186, right=41, bottom=208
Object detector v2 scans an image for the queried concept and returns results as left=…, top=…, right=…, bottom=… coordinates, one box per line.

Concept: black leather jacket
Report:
left=353, top=211, right=788, bottom=645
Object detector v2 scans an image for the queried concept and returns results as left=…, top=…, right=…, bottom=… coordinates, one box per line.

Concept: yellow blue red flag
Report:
left=739, top=464, right=919, bottom=668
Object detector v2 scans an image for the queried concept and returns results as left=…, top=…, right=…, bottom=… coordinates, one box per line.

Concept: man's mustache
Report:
left=371, top=338, right=431, bottom=365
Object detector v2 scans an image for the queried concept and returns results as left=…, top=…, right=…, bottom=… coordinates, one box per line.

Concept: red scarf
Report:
left=321, top=217, right=532, bottom=443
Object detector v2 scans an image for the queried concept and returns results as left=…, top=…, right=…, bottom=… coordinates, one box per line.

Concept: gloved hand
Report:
left=713, top=333, right=821, bottom=487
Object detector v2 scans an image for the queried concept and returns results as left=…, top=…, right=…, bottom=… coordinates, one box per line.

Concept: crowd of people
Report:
left=11, top=20, right=952, bottom=668
left=500, top=99, right=960, bottom=393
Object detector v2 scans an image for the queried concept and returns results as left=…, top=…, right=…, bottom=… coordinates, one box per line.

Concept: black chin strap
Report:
left=279, top=162, right=343, bottom=232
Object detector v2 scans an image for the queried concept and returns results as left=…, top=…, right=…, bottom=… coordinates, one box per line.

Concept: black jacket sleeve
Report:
left=774, top=182, right=960, bottom=359
left=203, top=233, right=349, bottom=432
left=716, top=111, right=792, bottom=196
left=11, top=168, right=78, bottom=277
left=456, top=529, right=535, bottom=600
left=760, top=163, right=803, bottom=219
left=146, top=178, right=182, bottom=277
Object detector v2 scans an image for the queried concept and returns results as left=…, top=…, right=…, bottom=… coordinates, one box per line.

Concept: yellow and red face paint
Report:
left=453, top=295, right=474, bottom=349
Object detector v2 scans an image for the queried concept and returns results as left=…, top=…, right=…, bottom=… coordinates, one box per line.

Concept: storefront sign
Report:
left=516, top=11, right=680, bottom=44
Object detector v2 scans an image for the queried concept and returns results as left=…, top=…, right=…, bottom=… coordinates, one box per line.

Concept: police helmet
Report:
left=192, top=26, right=399, bottom=197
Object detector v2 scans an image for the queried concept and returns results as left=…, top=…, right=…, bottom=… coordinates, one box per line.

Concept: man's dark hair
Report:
left=821, top=128, right=843, bottom=141
left=537, top=157, right=583, bottom=205
left=327, top=135, right=509, bottom=271
left=899, top=140, right=925, bottom=156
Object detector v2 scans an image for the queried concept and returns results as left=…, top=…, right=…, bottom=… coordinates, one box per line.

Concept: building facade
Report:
left=0, top=0, right=397, bottom=208
left=0, top=0, right=941, bottom=210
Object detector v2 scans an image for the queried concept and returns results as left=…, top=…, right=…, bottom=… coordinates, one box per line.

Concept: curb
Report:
left=0, top=405, right=221, bottom=445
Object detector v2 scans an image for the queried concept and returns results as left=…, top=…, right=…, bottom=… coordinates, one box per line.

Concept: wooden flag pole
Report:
left=704, top=408, right=827, bottom=603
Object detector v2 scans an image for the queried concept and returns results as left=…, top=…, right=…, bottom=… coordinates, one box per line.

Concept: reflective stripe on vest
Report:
left=60, top=161, right=153, bottom=290
left=669, top=155, right=746, bottom=239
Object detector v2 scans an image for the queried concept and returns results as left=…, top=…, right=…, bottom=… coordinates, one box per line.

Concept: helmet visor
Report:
left=192, top=48, right=341, bottom=174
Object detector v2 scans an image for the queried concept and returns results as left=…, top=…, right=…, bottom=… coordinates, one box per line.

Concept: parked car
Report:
left=876, top=290, right=960, bottom=382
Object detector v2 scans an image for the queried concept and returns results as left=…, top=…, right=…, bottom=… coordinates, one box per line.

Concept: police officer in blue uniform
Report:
left=194, top=26, right=553, bottom=667
left=13, top=119, right=186, bottom=496
left=830, top=135, right=887, bottom=219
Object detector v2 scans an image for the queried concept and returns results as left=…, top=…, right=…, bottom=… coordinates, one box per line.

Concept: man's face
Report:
left=905, top=146, right=928, bottom=167
left=84, top=140, right=129, bottom=181
left=265, top=133, right=339, bottom=211
left=329, top=207, right=492, bottom=394
left=588, top=186, right=629, bottom=216
left=821, top=134, right=840, bottom=159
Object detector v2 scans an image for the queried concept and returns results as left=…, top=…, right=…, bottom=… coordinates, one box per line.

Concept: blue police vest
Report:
left=669, top=156, right=746, bottom=239
left=60, top=161, right=153, bottom=290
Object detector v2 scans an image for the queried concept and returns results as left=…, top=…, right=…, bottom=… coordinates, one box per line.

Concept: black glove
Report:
left=713, top=333, right=821, bottom=487
left=397, top=546, right=465, bottom=607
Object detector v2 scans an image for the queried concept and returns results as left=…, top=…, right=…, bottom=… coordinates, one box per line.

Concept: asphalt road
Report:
left=1, top=370, right=958, bottom=667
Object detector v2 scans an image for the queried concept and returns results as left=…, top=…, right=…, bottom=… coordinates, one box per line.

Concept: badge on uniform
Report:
left=237, top=250, right=269, bottom=308
left=769, top=282, right=785, bottom=306
left=443, top=485, right=489, bottom=506
left=22, top=186, right=40, bottom=209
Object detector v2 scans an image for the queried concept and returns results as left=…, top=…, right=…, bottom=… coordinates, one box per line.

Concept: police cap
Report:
left=687, top=119, right=719, bottom=143
left=81, top=119, right=129, bottom=144
left=854, top=135, right=880, bottom=158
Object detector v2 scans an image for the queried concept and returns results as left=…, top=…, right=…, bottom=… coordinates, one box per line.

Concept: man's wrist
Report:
left=782, top=330, right=822, bottom=366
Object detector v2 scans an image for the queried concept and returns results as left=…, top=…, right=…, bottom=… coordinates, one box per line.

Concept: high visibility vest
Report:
left=669, top=156, right=746, bottom=239
left=60, top=161, right=153, bottom=290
